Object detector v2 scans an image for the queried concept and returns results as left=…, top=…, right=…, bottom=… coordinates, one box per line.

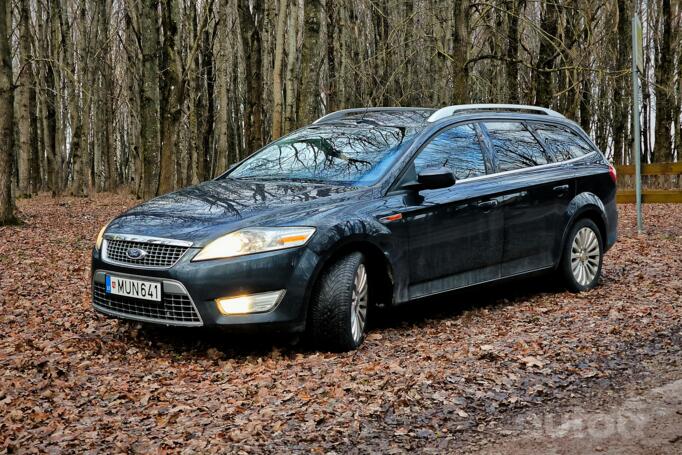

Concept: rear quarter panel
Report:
left=563, top=153, right=618, bottom=253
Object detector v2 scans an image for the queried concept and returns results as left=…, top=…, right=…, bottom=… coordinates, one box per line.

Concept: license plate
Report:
left=105, top=275, right=161, bottom=302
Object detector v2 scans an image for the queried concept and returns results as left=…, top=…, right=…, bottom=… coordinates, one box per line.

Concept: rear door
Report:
left=481, top=121, right=574, bottom=275
left=399, top=123, right=504, bottom=298
left=530, top=122, right=597, bottom=254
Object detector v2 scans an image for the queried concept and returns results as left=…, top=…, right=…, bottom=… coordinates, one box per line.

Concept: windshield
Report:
left=225, top=124, right=418, bottom=185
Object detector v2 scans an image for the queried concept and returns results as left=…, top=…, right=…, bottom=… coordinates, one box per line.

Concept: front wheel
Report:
left=309, top=252, right=369, bottom=351
left=560, top=218, right=603, bottom=292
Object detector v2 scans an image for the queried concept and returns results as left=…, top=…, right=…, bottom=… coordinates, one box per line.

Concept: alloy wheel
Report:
left=570, top=227, right=600, bottom=286
left=350, top=264, right=368, bottom=343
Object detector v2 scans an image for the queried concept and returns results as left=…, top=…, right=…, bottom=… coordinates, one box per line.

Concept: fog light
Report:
left=215, top=290, right=285, bottom=315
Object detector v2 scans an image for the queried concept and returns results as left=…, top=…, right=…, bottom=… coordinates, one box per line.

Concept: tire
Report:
left=309, top=252, right=369, bottom=351
left=560, top=218, right=603, bottom=292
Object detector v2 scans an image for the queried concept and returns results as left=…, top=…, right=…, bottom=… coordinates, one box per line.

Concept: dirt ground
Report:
left=483, top=376, right=682, bottom=455
left=1, top=195, right=680, bottom=453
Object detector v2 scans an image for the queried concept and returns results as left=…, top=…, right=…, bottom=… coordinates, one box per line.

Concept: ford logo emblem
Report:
left=126, top=247, right=147, bottom=260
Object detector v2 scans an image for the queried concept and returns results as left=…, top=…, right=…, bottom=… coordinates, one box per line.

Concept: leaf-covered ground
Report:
left=1, top=195, right=680, bottom=453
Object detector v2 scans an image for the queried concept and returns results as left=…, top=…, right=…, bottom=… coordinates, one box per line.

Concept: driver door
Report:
left=400, top=123, right=504, bottom=299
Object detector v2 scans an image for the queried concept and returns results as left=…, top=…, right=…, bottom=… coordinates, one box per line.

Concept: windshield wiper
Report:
left=281, top=177, right=332, bottom=184
left=229, top=176, right=284, bottom=181
left=229, top=176, right=333, bottom=184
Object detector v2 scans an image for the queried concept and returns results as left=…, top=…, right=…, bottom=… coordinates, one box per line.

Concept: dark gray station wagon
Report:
left=92, top=104, right=618, bottom=351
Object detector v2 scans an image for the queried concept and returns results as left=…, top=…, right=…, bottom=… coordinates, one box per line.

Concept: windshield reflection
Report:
left=226, top=124, right=418, bottom=185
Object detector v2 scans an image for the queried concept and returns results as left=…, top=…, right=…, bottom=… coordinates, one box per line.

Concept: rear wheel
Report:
left=309, top=252, right=368, bottom=351
left=560, top=218, right=603, bottom=292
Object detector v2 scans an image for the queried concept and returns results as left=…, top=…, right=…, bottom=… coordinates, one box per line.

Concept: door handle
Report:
left=553, top=184, right=569, bottom=194
left=477, top=200, right=498, bottom=211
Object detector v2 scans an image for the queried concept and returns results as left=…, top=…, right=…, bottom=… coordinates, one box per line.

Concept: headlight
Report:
left=192, top=227, right=316, bottom=261
left=95, top=222, right=110, bottom=251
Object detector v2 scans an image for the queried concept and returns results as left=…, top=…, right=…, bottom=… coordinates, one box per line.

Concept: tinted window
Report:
left=228, top=124, right=419, bottom=185
left=414, top=124, right=486, bottom=180
left=484, top=122, right=549, bottom=171
left=532, top=124, right=594, bottom=162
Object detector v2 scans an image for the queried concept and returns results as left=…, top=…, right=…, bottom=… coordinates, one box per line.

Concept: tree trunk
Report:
left=99, top=0, right=116, bottom=191
left=612, top=0, right=630, bottom=164
left=0, top=0, right=16, bottom=223
left=238, top=0, right=265, bottom=154
left=189, top=1, right=201, bottom=185
left=215, top=0, right=231, bottom=175
left=79, top=2, right=97, bottom=194
left=140, top=0, right=162, bottom=199
left=158, top=0, right=181, bottom=195
left=271, top=0, right=288, bottom=139
left=580, top=75, right=592, bottom=134
left=124, top=0, right=143, bottom=196
left=673, top=6, right=682, bottom=162
left=534, top=1, right=560, bottom=107
left=326, top=0, right=336, bottom=112
left=373, top=0, right=389, bottom=105
left=229, top=54, right=242, bottom=165
left=63, top=2, right=84, bottom=196
left=199, top=15, right=215, bottom=182
left=42, top=0, right=61, bottom=194
left=16, top=0, right=37, bottom=196
left=284, top=0, right=299, bottom=133
left=452, top=0, right=469, bottom=104
left=297, top=0, right=321, bottom=125
left=505, top=0, right=522, bottom=104
left=653, top=0, right=674, bottom=162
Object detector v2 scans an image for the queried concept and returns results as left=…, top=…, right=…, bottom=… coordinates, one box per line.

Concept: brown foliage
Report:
left=1, top=196, right=681, bottom=452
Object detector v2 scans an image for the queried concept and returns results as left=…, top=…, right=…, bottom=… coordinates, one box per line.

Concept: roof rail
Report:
left=427, top=104, right=565, bottom=123
left=313, top=107, right=431, bottom=124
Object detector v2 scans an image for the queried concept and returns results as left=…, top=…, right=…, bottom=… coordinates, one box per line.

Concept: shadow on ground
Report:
left=122, top=271, right=567, bottom=358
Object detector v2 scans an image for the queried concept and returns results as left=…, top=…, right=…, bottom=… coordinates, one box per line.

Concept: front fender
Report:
left=302, top=218, right=402, bottom=311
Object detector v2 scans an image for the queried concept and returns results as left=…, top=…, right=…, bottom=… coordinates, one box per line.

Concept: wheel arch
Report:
left=305, top=234, right=396, bottom=317
left=556, top=192, right=608, bottom=267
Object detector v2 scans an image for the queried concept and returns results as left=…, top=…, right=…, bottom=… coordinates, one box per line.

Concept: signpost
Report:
left=631, top=16, right=644, bottom=233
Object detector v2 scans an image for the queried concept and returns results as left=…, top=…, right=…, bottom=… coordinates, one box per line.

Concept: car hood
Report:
left=106, top=179, right=367, bottom=246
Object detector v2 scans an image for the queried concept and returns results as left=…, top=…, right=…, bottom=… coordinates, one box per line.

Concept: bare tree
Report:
left=452, top=0, right=470, bottom=104
left=3, top=0, right=681, bottom=205
left=158, top=0, right=181, bottom=195
left=271, top=0, right=288, bottom=139
left=140, top=0, right=161, bottom=199
left=283, top=0, right=299, bottom=133
left=16, top=0, right=39, bottom=196
left=239, top=0, right=265, bottom=153
left=505, top=0, right=523, bottom=104
left=0, top=0, right=16, bottom=223
left=653, top=0, right=676, bottom=162
left=297, top=0, right=321, bottom=125
left=535, top=1, right=560, bottom=107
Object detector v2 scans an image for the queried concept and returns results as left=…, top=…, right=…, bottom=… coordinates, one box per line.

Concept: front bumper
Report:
left=91, top=245, right=321, bottom=333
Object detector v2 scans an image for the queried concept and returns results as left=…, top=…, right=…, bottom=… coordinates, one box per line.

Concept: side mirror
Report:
left=414, top=167, right=456, bottom=190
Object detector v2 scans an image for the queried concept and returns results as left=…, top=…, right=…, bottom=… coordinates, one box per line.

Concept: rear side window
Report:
left=483, top=122, right=549, bottom=172
left=414, top=123, right=487, bottom=180
left=532, top=124, right=594, bottom=162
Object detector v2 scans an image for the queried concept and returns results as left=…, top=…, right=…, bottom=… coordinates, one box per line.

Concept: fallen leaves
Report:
left=519, top=356, right=545, bottom=369
left=1, top=196, right=681, bottom=453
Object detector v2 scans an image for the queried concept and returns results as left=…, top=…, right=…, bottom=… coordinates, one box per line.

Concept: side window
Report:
left=483, top=122, right=549, bottom=172
left=414, top=123, right=486, bottom=180
left=532, top=124, right=594, bottom=161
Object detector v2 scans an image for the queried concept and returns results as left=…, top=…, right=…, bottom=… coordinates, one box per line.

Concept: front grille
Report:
left=93, top=282, right=202, bottom=325
left=104, top=239, right=189, bottom=268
